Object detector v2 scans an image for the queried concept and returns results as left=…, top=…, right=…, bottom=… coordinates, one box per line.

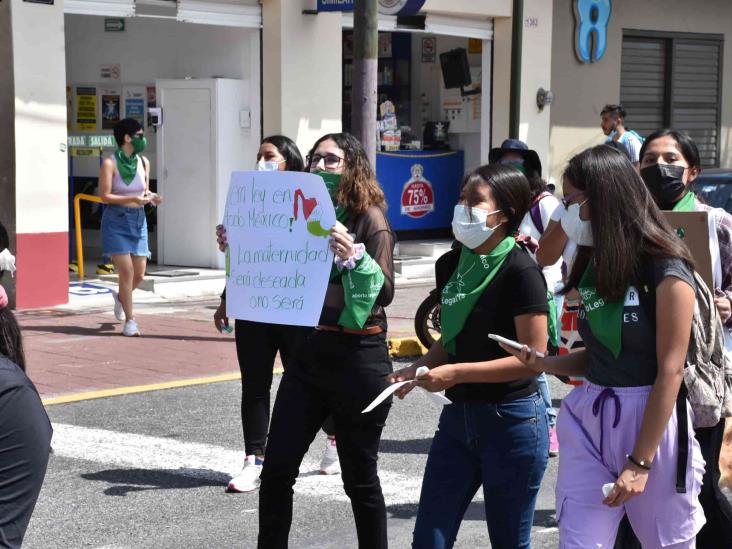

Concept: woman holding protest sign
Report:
left=257, top=132, right=395, bottom=549
left=214, top=135, right=315, bottom=493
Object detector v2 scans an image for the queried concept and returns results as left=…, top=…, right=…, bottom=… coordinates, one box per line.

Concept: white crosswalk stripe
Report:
left=51, top=423, right=475, bottom=506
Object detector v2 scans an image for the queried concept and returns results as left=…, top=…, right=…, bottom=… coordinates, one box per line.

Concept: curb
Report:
left=388, top=336, right=427, bottom=358
left=42, top=367, right=284, bottom=407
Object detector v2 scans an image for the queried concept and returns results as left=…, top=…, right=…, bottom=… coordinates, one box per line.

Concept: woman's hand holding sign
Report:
left=330, top=221, right=355, bottom=260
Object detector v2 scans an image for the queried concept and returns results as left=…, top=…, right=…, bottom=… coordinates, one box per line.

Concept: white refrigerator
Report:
left=155, top=78, right=256, bottom=269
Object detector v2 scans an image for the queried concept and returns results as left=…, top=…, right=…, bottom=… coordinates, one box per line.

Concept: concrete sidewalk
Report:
left=19, top=284, right=434, bottom=402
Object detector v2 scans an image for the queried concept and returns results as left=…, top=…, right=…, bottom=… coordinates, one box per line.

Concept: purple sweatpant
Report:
left=556, top=382, right=706, bottom=548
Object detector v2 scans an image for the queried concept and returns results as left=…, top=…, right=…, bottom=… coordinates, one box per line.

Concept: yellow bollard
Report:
left=73, top=193, right=104, bottom=280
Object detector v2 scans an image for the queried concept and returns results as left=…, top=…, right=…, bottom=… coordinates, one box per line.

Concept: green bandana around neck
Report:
left=440, top=236, right=515, bottom=355
left=672, top=190, right=696, bottom=212
left=317, top=171, right=349, bottom=224
left=578, top=262, right=625, bottom=359
left=114, top=148, right=138, bottom=185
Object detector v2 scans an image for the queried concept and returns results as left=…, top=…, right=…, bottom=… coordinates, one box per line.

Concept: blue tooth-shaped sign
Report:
left=574, top=0, right=612, bottom=63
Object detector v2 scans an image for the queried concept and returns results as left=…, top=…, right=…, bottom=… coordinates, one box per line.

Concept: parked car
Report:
left=692, top=168, right=732, bottom=214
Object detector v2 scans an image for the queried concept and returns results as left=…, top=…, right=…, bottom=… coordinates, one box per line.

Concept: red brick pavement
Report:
left=18, top=307, right=242, bottom=399
left=16, top=284, right=430, bottom=400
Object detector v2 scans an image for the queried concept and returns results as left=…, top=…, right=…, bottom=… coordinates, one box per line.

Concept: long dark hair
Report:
left=563, top=145, right=695, bottom=300
left=461, top=164, right=531, bottom=234
left=261, top=135, right=304, bottom=172
left=639, top=129, right=701, bottom=171
left=0, top=308, right=25, bottom=372
left=307, top=133, right=386, bottom=214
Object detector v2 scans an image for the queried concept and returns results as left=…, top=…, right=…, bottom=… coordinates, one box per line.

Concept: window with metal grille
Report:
left=620, top=31, right=724, bottom=168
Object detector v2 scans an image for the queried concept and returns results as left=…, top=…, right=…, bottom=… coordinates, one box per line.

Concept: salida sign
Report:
left=317, top=0, right=425, bottom=15
left=400, top=164, right=434, bottom=219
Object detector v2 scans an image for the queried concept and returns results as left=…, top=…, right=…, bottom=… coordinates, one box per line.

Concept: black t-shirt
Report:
left=579, top=257, right=695, bottom=387
left=435, top=245, right=549, bottom=402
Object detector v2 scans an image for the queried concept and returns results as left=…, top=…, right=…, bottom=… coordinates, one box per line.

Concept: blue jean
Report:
left=413, top=394, right=549, bottom=549
left=537, top=373, right=557, bottom=428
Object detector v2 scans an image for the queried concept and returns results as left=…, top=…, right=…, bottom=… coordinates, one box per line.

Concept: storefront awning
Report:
left=341, top=12, right=493, bottom=40
left=64, top=0, right=135, bottom=17
left=64, top=0, right=262, bottom=29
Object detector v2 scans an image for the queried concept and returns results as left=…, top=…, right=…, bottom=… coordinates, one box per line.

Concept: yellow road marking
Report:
left=42, top=368, right=285, bottom=406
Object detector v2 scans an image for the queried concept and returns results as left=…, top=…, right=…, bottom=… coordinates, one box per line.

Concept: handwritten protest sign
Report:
left=224, top=171, right=336, bottom=326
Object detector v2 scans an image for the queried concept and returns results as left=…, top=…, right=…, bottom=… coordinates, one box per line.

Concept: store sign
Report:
left=317, top=0, right=353, bottom=11
left=377, top=0, right=425, bottom=15
left=67, top=135, right=116, bottom=148
left=105, top=18, right=125, bottom=32
left=316, top=0, right=425, bottom=15
left=401, top=164, right=434, bottom=218
left=573, top=0, right=611, bottom=63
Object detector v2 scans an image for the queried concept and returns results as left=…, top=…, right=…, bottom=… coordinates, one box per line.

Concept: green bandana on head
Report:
left=578, top=263, right=625, bottom=358
left=672, top=190, right=696, bottom=212
left=440, top=237, right=515, bottom=355
left=114, top=148, right=138, bottom=185
left=317, top=171, right=349, bottom=224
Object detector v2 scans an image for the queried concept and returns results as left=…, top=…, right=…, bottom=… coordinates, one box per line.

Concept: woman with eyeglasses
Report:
left=99, top=118, right=161, bottom=337
left=257, top=132, right=395, bottom=549
left=213, top=135, right=313, bottom=493
left=504, top=146, right=705, bottom=547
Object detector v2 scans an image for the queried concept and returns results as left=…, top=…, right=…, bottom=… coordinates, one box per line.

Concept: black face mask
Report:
left=640, top=164, right=687, bottom=209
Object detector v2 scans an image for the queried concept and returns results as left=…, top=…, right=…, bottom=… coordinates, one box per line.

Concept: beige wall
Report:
left=12, top=0, right=68, bottom=234
left=517, top=0, right=554, bottom=174
left=550, top=0, right=732, bottom=182
left=263, top=1, right=343, bottom=156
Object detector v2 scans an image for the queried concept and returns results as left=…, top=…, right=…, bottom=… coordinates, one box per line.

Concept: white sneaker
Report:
left=122, top=319, right=141, bottom=337
left=226, top=455, right=262, bottom=493
left=319, top=437, right=340, bottom=475
left=112, top=290, right=124, bottom=321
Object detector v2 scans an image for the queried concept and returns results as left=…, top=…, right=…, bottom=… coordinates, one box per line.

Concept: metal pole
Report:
left=509, top=0, right=523, bottom=139
left=351, top=0, right=378, bottom=166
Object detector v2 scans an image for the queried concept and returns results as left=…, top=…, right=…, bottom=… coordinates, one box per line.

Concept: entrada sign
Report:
left=573, top=0, right=612, bottom=63
left=317, top=0, right=425, bottom=15
left=67, top=135, right=116, bottom=148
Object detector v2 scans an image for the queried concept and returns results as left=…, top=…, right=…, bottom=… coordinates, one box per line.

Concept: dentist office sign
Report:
left=222, top=172, right=336, bottom=326
left=573, top=0, right=612, bottom=63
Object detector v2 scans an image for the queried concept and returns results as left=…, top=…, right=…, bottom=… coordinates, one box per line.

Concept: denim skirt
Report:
left=101, top=204, right=150, bottom=258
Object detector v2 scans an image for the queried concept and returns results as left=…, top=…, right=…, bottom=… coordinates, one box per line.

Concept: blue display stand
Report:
left=376, top=150, right=464, bottom=233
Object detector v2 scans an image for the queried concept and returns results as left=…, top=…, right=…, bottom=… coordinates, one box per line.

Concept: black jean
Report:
left=234, top=320, right=303, bottom=456
left=258, top=330, right=393, bottom=549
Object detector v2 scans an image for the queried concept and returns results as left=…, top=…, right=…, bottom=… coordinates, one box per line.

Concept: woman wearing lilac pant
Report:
left=495, top=145, right=706, bottom=547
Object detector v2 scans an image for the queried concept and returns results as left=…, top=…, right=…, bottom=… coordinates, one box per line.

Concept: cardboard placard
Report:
left=223, top=171, right=336, bottom=326
left=663, top=211, right=714, bottom=290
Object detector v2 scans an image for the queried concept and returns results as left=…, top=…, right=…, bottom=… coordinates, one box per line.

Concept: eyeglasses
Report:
left=307, top=153, right=344, bottom=169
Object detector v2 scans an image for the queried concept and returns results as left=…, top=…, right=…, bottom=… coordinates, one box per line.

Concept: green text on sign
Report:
left=67, top=135, right=116, bottom=148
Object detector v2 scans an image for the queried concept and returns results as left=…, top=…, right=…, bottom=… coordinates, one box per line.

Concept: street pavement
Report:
left=17, top=285, right=571, bottom=548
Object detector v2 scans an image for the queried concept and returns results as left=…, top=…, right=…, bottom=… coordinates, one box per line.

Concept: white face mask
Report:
left=560, top=200, right=593, bottom=246
left=257, top=159, right=281, bottom=172
left=451, top=205, right=503, bottom=250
